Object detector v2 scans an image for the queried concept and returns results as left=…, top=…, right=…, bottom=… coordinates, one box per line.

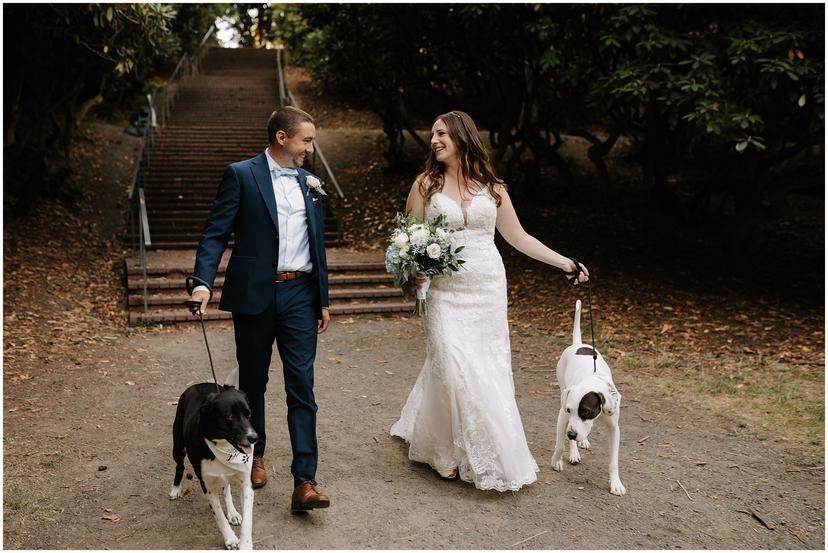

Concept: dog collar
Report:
left=594, top=374, right=620, bottom=413
left=204, top=439, right=253, bottom=469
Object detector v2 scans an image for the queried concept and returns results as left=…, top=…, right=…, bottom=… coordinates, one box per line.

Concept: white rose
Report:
left=411, top=227, right=431, bottom=246
left=393, top=232, right=409, bottom=249
left=436, top=228, right=448, bottom=239
left=426, top=243, right=442, bottom=259
left=399, top=249, right=409, bottom=259
left=305, top=175, right=326, bottom=196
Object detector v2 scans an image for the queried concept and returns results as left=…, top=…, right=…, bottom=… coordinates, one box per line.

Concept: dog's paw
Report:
left=224, top=535, right=241, bottom=550
left=610, top=479, right=626, bottom=496
left=577, top=438, right=591, bottom=449
left=169, top=485, right=182, bottom=499
left=227, top=509, right=242, bottom=526
left=568, top=448, right=581, bottom=465
left=551, top=453, right=564, bottom=472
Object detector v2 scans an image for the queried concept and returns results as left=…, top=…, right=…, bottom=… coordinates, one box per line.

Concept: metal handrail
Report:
left=198, top=25, right=215, bottom=49
left=276, top=46, right=287, bottom=107
left=126, top=24, right=215, bottom=318
left=192, top=26, right=216, bottom=74
left=138, top=187, right=151, bottom=313
left=276, top=49, right=347, bottom=245
left=128, top=117, right=150, bottom=201
left=158, top=24, right=216, bottom=127
left=287, top=89, right=345, bottom=200
left=169, top=53, right=189, bottom=85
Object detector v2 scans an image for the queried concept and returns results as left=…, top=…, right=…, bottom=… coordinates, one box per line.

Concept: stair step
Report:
left=145, top=233, right=342, bottom=243
left=146, top=241, right=349, bottom=250
left=328, top=273, right=391, bottom=284
left=127, top=270, right=392, bottom=290
left=128, top=286, right=401, bottom=306
left=129, top=299, right=414, bottom=323
left=126, top=259, right=386, bottom=276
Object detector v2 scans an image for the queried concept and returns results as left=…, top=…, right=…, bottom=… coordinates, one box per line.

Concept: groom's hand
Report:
left=188, top=290, right=211, bottom=315
left=317, top=307, right=330, bottom=334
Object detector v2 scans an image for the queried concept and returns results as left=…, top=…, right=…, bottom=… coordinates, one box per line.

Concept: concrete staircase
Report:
left=143, top=47, right=341, bottom=248
left=126, top=249, right=413, bottom=324
left=127, top=47, right=410, bottom=324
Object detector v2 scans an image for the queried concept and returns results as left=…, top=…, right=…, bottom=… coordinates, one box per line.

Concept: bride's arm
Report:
left=494, top=185, right=588, bottom=279
left=405, top=178, right=426, bottom=221
left=406, top=178, right=429, bottom=290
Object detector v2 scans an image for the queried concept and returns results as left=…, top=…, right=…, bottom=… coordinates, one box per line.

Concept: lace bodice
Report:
left=425, top=190, right=497, bottom=240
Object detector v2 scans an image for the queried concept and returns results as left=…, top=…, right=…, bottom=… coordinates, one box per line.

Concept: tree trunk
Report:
left=570, top=128, right=620, bottom=201
left=4, top=78, right=24, bottom=148
left=725, top=155, right=764, bottom=271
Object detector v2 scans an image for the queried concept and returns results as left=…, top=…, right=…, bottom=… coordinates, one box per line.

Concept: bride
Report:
left=390, top=110, right=589, bottom=492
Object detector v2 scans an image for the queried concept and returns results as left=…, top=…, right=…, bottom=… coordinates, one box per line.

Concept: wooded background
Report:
left=4, top=3, right=824, bottom=269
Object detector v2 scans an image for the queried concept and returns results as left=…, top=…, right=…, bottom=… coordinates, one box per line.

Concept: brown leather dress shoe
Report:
left=291, top=481, right=330, bottom=512
left=251, top=457, right=267, bottom=489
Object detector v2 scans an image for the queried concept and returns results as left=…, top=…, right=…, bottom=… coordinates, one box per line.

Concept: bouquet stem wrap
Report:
left=415, top=278, right=431, bottom=316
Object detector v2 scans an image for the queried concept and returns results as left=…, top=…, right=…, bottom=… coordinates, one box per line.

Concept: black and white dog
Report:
left=551, top=300, right=626, bottom=495
left=169, top=383, right=258, bottom=549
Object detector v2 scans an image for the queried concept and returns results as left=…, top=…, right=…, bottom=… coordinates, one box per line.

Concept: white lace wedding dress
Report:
left=390, top=189, right=539, bottom=492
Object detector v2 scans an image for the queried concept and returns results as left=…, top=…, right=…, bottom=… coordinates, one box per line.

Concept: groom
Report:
left=186, top=106, right=331, bottom=511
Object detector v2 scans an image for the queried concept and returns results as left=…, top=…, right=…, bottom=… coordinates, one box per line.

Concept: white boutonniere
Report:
left=305, top=175, right=327, bottom=201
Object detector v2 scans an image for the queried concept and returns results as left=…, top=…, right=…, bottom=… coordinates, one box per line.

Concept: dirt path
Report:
left=3, top=317, right=823, bottom=549
left=3, top=71, right=823, bottom=550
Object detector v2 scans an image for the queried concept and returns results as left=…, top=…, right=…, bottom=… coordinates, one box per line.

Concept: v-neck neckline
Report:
left=436, top=191, right=484, bottom=226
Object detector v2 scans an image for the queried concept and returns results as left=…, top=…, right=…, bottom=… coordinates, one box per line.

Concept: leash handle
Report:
left=186, top=275, right=213, bottom=301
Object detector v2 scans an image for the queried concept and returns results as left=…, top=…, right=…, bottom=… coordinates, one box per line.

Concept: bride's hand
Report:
left=564, top=259, right=589, bottom=285
left=413, top=272, right=429, bottom=291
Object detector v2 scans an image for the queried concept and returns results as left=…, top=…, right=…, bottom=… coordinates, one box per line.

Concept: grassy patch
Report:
left=4, top=487, right=26, bottom=511
left=38, top=452, right=65, bottom=469
left=621, top=352, right=825, bottom=448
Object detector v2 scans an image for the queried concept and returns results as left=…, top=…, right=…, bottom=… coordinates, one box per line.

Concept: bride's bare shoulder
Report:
left=491, top=181, right=508, bottom=196
left=411, top=173, right=433, bottom=197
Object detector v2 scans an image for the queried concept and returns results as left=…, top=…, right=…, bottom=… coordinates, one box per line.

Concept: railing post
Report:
left=276, top=46, right=287, bottom=107
left=138, top=187, right=151, bottom=314
left=147, top=93, right=156, bottom=130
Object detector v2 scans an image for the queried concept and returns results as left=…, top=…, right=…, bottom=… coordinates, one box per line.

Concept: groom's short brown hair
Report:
left=267, top=106, right=315, bottom=142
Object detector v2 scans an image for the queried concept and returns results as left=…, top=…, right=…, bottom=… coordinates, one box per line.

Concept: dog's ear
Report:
left=601, top=389, right=621, bottom=415
left=200, top=392, right=220, bottom=414
left=597, top=391, right=607, bottom=412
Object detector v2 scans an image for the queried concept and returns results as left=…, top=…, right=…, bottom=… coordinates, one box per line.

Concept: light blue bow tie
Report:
left=272, top=166, right=299, bottom=179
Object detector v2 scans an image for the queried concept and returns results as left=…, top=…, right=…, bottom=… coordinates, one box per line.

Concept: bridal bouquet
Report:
left=385, top=212, right=465, bottom=316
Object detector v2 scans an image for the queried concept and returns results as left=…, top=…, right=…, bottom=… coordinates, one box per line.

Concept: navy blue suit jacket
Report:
left=192, top=152, right=329, bottom=317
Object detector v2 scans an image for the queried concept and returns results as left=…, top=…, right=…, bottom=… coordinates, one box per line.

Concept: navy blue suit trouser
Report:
left=233, top=276, right=319, bottom=486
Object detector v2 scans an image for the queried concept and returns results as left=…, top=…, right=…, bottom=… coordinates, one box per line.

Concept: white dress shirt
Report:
left=264, top=149, right=313, bottom=273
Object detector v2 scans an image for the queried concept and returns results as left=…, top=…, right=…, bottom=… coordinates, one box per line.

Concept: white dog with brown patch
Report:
left=551, top=300, right=626, bottom=495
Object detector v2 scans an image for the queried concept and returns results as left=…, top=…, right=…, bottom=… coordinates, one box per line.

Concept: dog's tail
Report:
left=224, top=367, right=239, bottom=388
left=573, top=299, right=582, bottom=345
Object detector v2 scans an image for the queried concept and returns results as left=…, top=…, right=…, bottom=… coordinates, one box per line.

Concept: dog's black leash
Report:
left=185, top=276, right=221, bottom=394
left=566, top=258, right=598, bottom=373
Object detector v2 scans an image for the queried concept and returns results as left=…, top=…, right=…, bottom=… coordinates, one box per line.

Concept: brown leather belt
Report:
left=275, top=271, right=310, bottom=282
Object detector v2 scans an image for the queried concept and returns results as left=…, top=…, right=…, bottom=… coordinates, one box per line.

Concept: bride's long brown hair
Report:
left=417, top=110, right=504, bottom=207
